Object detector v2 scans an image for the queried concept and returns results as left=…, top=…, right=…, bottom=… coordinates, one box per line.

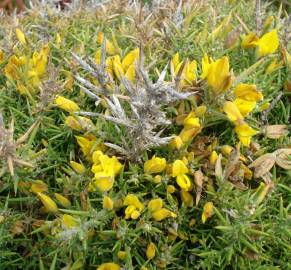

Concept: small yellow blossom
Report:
left=201, top=202, right=214, bottom=223
left=37, top=193, right=58, bottom=213
left=172, top=160, right=191, bottom=190
left=180, top=190, right=194, bottom=207
left=30, top=180, right=48, bottom=194
left=234, top=123, right=258, bottom=147
left=151, top=208, right=177, bottom=221
left=54, top=96, right=80, bottom=113
left=15, top=28, right=26, bottom=45
left=55, top=193, right=71, bottom=208
left=209, top=151, right=218, bottom=165
left=221, top=145, right=233, bottom=156
left=0, top=49, right=4, bottom=64
left=153, top=175, right=162, bottom=184
left=97, top=262, right=120, bottom=270
left=204, top=56, right=232, bottom=94
left=256, top=29, right=279, bottom=57
left=266, top=59, right=283, bottom=74
left=97, top=32, right=118, bottom=55
left=76, top=135, right=105, bottom=161
left=103, top=196, right=114, bottom=210
left=117, top=251, right=126, bottom=260
left=172, top=160, right=188, bottom=176
left=183, top=115, right=200, bottom=129
left=241, top=32, right=258, bottom=48
left=124, top=194, right=144, bottom=219
left=234, top=98, right=256, bottom=117
left=148, top=198, right=176, bottom=221
left=124, top=64, right=135, bottom=81
left=146, top=242, right=156, bottom=260
left=70, top=161, right=86, bottom=174
left=144, top=156, right=166, bottom=174
left=200, top=53, right=212, bottom=79
left=234, top=84, right=263, bottom=102
left=167, top=185, right=176, bottom=194
left=148, top=198, right=163, bottom=212
left=169, top=136, right=183, bottom=150
left=62, top=214, right=78, bottom=229
left=121, top=48, right=139, bottom=71
left=223, top=101, right=244, bottom=123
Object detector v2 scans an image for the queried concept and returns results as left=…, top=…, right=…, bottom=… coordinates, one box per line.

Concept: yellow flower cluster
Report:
left=201, top=54, right=232, bottom=94
left=123, top=194, right=176, bottom=221
left=89, top=150, right=123, bottom=192
left=241, top=29, right=279, bottom=57
left=172, top=159, right=191, bottom=190
left=96, top=32, right=139, bottom=82
left=170, top=107, right=205, bottom=149
left=171, top=52, right=197, bottom=87
left=223, top=83, right=264, bottom=147
left=4, top=43, right=49, bottom=94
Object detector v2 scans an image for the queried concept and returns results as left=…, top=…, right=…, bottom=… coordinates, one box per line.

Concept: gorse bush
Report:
left=0, top=0, right=290, bottom=269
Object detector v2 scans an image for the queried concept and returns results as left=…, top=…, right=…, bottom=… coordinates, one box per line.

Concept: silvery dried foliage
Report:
left=73, top=44, right=192, bottom=161
left=0, top=112, right=36, bottom=177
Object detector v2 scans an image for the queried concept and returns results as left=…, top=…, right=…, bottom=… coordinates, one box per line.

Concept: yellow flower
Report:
left=209, top=150, right=218, bottom=165
left=201, top=202, right=214, bottom=224
left=76, top=135, right=105, bottom=161
left=256, top=29, right=279, bottom=57
left=0, top=49, right=4, bottom=64
left=234, top=84, right=263, bottom=101
left=223, top=101, right=244, bottom=123
left=112, top=55, right=124, bottom=80
left=124, top=64, right=135, bottom=81
left=62, top=214, right=78, bottom=229
left=183, top=116, right=200, bottom=129
left=54, top=96, right=80, bottom=113
left=205, top=56, right=232, bottom=94
left=234, top=123, right=258, bottom=147
left=176, top=174, right=191, bottom=190
left=123, top=194, right=144, bottom=219
left=30, top=180, right=48, bottom=194
left=241, top=32, right=258, bottom=48
left=179, top=127, right=201, bottom=143
left=37, top=193, right=58, bottom=213
left=97, top=32, right=118, bottom=55
left=15, top=28, right=26, bottom=45
left=91, top=172, right=114, bottom=192
left=70, top=161, right=86, bottom=174
left=146, top=242, right=156, bottom=260
left=124, top=194, right=144, bottom=211
left=121, top=48, right=139, bottom=71
left=97, top=262, right=120, bottom=270
left=151, top=208, right=177, bottom=221
left=234, top=98, right=256, bottom=117
left=172, top=160, right=188, bottom=176
left=167, top=185, right=176, bottom=194
left=144, top=156, right=166, bottom=174
left=171, top=53, right=197, bottom=86
left=153, top=175, right=162, bottom=184
left=171, top=52, right=180, bottom=73
left=103, top=196, right=114, bottom=210
left=169, top=136, right=183, bottom=150
left=117, top=251, right=126, bottom=260
left=221, top=145, right=233, bottom=156
left=266, top=59, right=283, bottom=74
left=180, top=190, right=194, bottom=207
left=200, top=53, right=212, bottom=79
left=55, top=193, right=71, bottom=208
left=148, top=198, right=163, bottom=212
left=65, top=116, right=82, bottom=130
left=182, top=60, right=197, bottom=85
